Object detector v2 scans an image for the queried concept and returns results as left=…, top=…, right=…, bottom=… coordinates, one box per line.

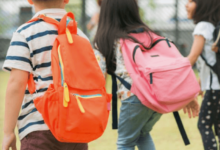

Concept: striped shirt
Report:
left=2, top=9, right=89, bottom=140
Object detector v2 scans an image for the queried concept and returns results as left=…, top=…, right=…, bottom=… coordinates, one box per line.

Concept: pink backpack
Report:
left=120, top=32, right=200, bottom=114
left=111, top=31, right=200, bottom=145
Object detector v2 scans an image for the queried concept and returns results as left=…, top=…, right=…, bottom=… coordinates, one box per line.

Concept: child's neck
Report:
left=34, top=5, right=65, bottom=13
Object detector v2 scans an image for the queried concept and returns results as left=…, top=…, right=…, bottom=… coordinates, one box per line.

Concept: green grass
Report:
left=0, top=71, right=205, bottom=150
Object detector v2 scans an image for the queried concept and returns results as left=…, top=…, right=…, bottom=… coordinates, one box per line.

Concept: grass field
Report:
left=0, top=71, right=206, bottom=150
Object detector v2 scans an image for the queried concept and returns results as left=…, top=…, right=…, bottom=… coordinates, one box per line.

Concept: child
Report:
left=94, top=0, right=199, bottom=149
left=186, top=0, right=220, bottom=149
left=87, top=0, right=102, bottom=41
left=2, top=0, right=88, bottom=150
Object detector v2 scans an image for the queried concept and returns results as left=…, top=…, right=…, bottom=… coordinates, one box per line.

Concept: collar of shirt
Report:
left=32, top=8, right=67, bottom=19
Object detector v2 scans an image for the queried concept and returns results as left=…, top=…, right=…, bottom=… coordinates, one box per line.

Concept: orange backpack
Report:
left=27, top=12, right=112, bottom=143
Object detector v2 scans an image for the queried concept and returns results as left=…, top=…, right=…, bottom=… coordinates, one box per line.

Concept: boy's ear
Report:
left=27, top=0, right=34, bottom=5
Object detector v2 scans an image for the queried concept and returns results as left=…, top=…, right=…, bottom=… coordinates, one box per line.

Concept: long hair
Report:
left=93, top=0, right=154, bottom=73
left=193, top=0, right=220, bottom=26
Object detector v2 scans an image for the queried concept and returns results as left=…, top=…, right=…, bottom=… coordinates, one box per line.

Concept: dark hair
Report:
left=94, top=0, right=154, bottom=73
left=97, top=0, right=102, bottom=7
left=193, top=0, right=220, bottom=26
left=33, top=0, right=61, bottom=2
left=33, top=0, right=62, bottom=7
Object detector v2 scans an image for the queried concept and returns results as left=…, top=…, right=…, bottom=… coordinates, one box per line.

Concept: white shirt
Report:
left=193, top=21, right=220, bottom=91
left=94, top=40, right=134, bottom=101
left=3, top=9, right=89, bottom=140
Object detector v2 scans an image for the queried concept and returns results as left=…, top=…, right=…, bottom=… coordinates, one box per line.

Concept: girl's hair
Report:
left=193, top=0, right=220, bottom=26
left=93, top=0, right=154, bottom=73
left=97, top=0, right=102, bottom=7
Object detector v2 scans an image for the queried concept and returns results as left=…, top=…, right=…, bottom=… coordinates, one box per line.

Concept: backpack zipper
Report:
left=72, top=94, right=103, bottom=113
left=150, top=73, right=153, bottom=84
left=66, top=28, right=73, bottom=44
left=58, top=45, right=70, bottom=107
left=132, top=38, right=174, bottom=63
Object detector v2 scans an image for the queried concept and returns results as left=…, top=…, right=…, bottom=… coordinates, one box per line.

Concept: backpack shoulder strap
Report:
left=28, top=14, right=60, bottom=28
left=28, top=13, right=77, bottom=35
left=200, top=54, right=214, bottom=69
left=173, top=112, right=190, bottom=145
left=111, top=73, right=118, bottom=129
left=27, top=13, right=78, bottom=94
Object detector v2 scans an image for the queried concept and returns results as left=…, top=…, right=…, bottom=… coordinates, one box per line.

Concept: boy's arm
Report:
left=3, top=69, right=29, bottom=150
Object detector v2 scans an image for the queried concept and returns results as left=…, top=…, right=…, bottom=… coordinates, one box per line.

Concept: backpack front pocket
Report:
left=62, top=92, right=109, bottom=135
left=149, top=65, right=198, bottom=104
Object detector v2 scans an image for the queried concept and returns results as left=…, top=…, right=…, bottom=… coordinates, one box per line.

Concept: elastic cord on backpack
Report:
left=66, top=28, right=73, bottom=44
left=58, top=46, right=70, bottom=107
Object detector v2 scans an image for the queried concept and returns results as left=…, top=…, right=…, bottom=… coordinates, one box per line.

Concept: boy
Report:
left=2, top=0, right=88, bottom=150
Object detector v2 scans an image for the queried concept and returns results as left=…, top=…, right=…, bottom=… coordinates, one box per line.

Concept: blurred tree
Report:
left=139, top=0, right=156, bottom=25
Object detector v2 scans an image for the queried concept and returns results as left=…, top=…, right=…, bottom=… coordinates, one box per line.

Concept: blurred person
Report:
left=87, top=0, right=102, bottom=41
left=1, top=0, right=89, bottom=150
left=186, top=0, right=220, bottom=149
left=94, top=0, right=199, bottom=150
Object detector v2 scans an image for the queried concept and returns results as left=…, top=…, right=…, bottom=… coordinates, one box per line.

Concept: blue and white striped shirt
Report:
left=2, top=9, right=89, bottom=140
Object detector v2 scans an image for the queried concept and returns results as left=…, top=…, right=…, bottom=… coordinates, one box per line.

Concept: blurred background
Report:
left=0, top=0, right=195, bottom=62
left=0, top=0, right=204, bottom=150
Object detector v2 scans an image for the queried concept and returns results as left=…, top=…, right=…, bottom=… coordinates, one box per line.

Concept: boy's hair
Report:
left=193, top=0, right=220, bottom=26
left=97, top=0, right=102, bottom=7
left=33, top=0, right=63, bottom=8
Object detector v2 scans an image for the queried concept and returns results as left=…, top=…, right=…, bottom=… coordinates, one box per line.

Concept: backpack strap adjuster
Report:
left=37, top=14, right=46, bottom=20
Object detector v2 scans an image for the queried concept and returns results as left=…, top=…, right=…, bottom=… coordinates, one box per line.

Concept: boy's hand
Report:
left=2, top=132, right=17, bottom=150
left=183, top=98, right=200, bottom=118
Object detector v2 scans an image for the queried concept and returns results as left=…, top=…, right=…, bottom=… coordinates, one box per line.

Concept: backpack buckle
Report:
left=38, top=14, right=46, bottom=20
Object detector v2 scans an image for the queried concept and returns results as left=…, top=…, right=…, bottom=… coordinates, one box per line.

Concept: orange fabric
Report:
left=28, top=13, right=112, bottom=143
left=28, top=73, right=36, bottom=94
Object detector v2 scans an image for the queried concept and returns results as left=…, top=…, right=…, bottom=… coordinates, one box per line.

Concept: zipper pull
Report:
left=63, top=97, right=68, bottom=107
left=63, top=82, right=70, bottom=107
left=66, top=28, right=73, bottom=44
left=76, top=96, right=85, bottom=113
left=150, top=73, right=153, bottom=84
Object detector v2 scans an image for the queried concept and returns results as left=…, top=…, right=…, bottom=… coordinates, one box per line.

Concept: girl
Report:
left=87, top=0, right=102, bottom=41
left=186, top=0, right=220, bottom=149
left=94, top=0, right=198, bottom=149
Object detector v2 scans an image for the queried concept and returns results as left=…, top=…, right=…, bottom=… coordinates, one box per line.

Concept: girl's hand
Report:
left=212, top=43, right=219, bottom=53
left=212, top=30, right=220, bottom=52
left=199, top=90, right=204, bottom=98
left=2, top=132, right=17, bottom=150
left=183, top=98, right=200, bottom=118
left=198, top=78, right=204, bottom=98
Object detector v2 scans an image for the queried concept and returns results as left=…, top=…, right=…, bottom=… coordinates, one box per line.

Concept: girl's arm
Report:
left=87, top=13, right=100, bottom=31
left=187, top=35, right=205, bottom=66
left=183, top=35, right=205, bottom=118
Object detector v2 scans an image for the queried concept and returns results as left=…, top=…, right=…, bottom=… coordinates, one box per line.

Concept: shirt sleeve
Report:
left=2, top=32, right=33, bottom=72
left=94, top=49, right=107, bottom=77
left=193, top=22, right=215, bottom=41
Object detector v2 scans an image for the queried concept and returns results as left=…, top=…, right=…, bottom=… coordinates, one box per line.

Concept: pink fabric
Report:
left=107, top=102, right=111, bottom=111
left=120, top=32, right=200, bottom=114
